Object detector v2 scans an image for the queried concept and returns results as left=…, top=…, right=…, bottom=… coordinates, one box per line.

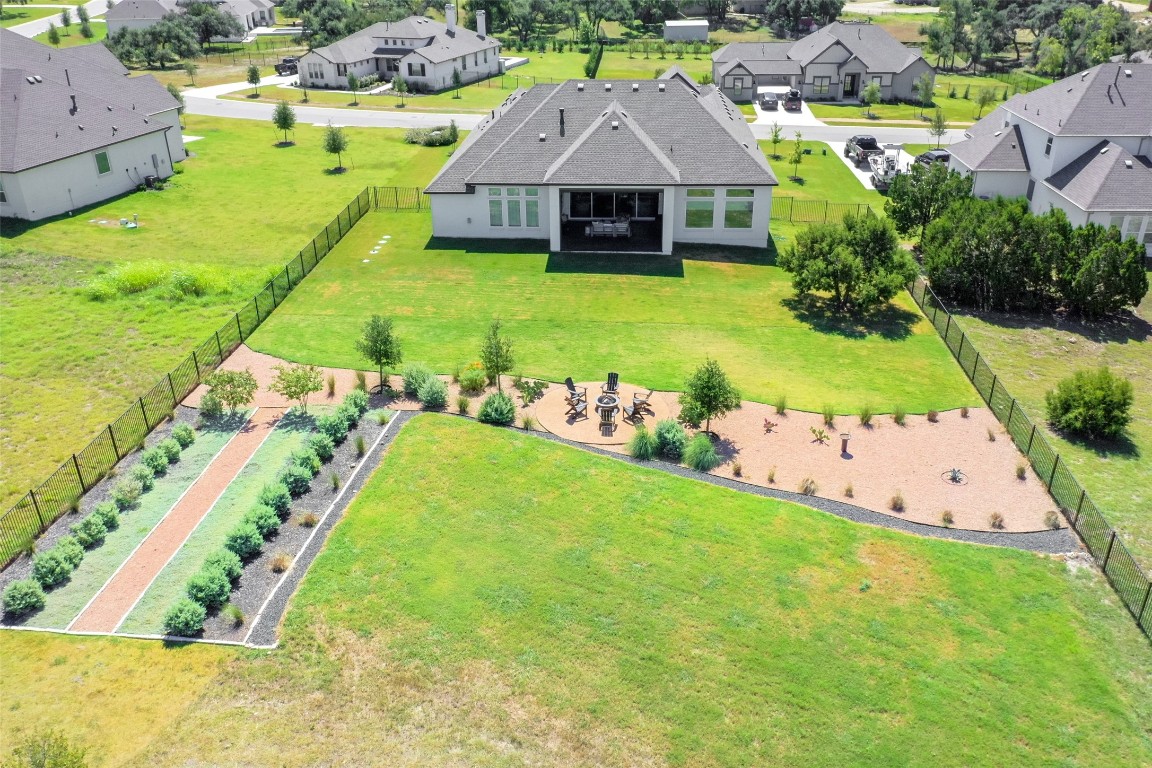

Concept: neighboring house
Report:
left=425, top=71, right=778, bottom=254
left=948, top=63, right=1152, bottom=256
left=711, top=21, right=932, bottom=102
left=105, top=0, right=276, bottom=41
left=663, top=20, right=709, bottom=43
left=0, top=29, right=184, bottom=221
left=298, top=5, right=501, bottom=93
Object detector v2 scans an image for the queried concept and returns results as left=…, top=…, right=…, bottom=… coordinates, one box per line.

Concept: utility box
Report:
left=663, top=20, right=709, bottom=42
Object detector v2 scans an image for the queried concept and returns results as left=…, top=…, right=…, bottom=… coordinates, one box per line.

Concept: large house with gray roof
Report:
left=948, top=63, right=1152, bottom=256
left=297, top=5, right=501, bottom=93
left=106, top=0, right=275, bottom=41
left=425, top=72, right=777, bottom=254
left=0, top=29, right=184, bottom=221
left=712, top=21, right=931, bottom=102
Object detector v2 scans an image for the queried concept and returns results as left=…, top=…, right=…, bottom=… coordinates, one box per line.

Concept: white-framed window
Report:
left=724, top=189, right=754, bottom=228
left=507, top=198, right=522, bottom=226
left=462, top=56, right=468, bottom=71
left=94, top=151, right=111, bottom=175
left=731, top=77, right=744, bottom=96
left=489, top=199, right=503, bottom=226
left=813, top=76, right=830, bottom=95
left=685, top=189, right=715, bottom=228
left=0, top=181, right=6, bottom=203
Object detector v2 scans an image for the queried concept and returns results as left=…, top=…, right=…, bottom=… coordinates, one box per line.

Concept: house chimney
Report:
left=476, top=9, right=486, bottom=38
left=445, top=4, right=456, bottom=33
left=559, top=107, right=565, bottom=132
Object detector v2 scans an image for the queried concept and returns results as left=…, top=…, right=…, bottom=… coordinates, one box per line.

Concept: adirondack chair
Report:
left=601, top=372, right=619, bottom=395
left=632, top=388, right=653, bottom=411
left=598, top=405, right=618, bottom=427
left=623, top=404, right=644, bottom=424
left=564, top=377, right=587, bottom=404
left=567, top=399, right=588, bottom=420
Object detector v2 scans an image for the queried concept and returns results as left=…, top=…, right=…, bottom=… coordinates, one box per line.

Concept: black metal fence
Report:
left=771, top=197, right=875, bottom=224
left=0, top=188, right=373, bottom=567
left=371, top=186, right=424, bottom=211
left=909, top=277, right=1151, bottom=638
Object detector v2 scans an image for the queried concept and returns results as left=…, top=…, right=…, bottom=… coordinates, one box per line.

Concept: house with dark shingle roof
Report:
left=711, top=21, right=931, bottom=103
left=948, top=63, right=1152, bottom=255
left=106, top=0, right=276, bottom=42
left=0, top=29, right=184, bottom=221
left=426, top=73, right=777, bottom=254
left=298, top=5, right=500, bottom=93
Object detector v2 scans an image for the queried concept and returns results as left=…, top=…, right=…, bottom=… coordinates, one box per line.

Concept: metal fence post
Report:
left=139, top=397, right=150, bottom=430
left=167, top=372, right=178, bottom=406
left=270, top=280, right=278, bottom=306
left=1006, top=397, right=1015, bottom=427
left=988, top=375, right=998, bottom=403
left=957, top=333, right=965, bottom=361
left=108, top=424, right=121, bottom=461
left=298, top=252, right=306, bottom=278
left=944, top=314, right=951, bottom=341
left=236, top=313, right=244, bottom=342
left=1026, top=424, right=1037, bottom=454
left=970, top=351, right=980, bottom=379
left=1074, top=489, right=1086, bottom=527
left=72, top=454, right=85, bottom=491
left=1047, top=455, right=1060, bottom=491
left=1103, top=531, right=1117, bottom=569
left=215, top=331, right=224, bottom=360
left=192, top=350, right=201, bottom=383
left=284, top=265, right=292, bottom=289
left=30, top=491, right=45, bottom=530
left=1139, top=582, right=1152, bottom=627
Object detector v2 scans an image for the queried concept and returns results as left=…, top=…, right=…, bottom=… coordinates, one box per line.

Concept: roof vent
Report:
left=658, top=83, right=665, bottom=92
left=1100, top=146, right=1109, bottom=155
left=631, top=83, right=638, bottom=92
left=539, top=132, right=546, bottom=141
left=107, top=105, right=113, bottom=111
left=577, top=82, right=584, bottom=91
left=611, top=120, right=619, bottom=130
left=1125, top=159, right=1133, bottom=168
left=78, top=125, right=84, bottom=130
left=1124, top=69, right=1132, bottom=77
left=33, top=76, right=42, bottom=83
left=25, top=76, right=34, bottom=84
left=993, top=130, right=1002, bottom=136
left=605, top=83, right=612, bottom=91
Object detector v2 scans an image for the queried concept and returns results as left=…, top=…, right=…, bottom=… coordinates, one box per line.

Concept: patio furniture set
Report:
left=585, top=217, right=632, bottom=238
left=565, top=374, right=653, bottom=432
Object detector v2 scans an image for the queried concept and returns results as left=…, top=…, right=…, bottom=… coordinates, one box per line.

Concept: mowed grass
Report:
left=118, top=416, right=1152, bottom=766
left=952, top=287, right=1152, bottom=564
left=0, top=117, right=451, bottom=511
left=247, top=210, right=976, bottom=413
left=0, top=6, right=61, bottom=27
left=32, top=22, right=109, bottom=47
left=597, top=51, right=712, bottom=83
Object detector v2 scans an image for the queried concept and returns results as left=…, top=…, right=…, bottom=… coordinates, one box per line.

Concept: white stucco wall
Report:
left=0, top=131, right=173, bottom=221
left=106, top=17, right=161, bottom=35
left=672, top=186, right=773, bottom=248
left=300, top=44, right=500, bottom=92
left=151, top=107, right=186, bottom=162
left=969, top=170, right=1030, bottom=200
left=429, top=186, right=550, bottom=240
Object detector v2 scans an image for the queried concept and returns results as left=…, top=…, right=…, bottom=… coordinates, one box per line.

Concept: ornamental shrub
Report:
left=186, top=565, right=232, bottom=609
left=32, top=549, right=73, bottom=588
left=225, top=521, right=264, bottom=560
left=159, top=438, right=182, bottom=463
left=684, top=434, right=721, bottom=472
left=316, top=413, right=349, bottom=444
left=458, top=365, right=487, bottom=394
left=627, top=424, right=658, bottom=460
left=305, top=433, right=335, bottom=462
left=343, top=388, right=369, bottom=416
left=200, top=391, right=224, bottom=418
left=71, top=513, right=108, bottom=548
left=477, top=392, right=516, bottom=425
left=3, top=579, right=46, bottom=617
left=204, top=549, right=243, bottom=582
left=290, top=448, right=322, bottom=477
left=417, top=377, right=448, bottom=409
left=111, top=477, right=144, bottom=510
left=336, top=402, right=360, bottom=430
left=258, top=483, right=292, bottom=519
left=401, top=363, right=434, bottom=397
left=243, top=503, right=281, bottom=537
left=92, top=501, right=120, bottom=531
left=55, top=536, right=85, bottom=568
left=128, top=463, right=155, bottom=492
left=163, top=598, right=206, bottom=636
left=653, top=419, right=688, bottom=460
left=281, top=465, right=313, bottom=497
left=140, top=448, right=169, bottom=476
left=171, top=422, right=196, bottom=448
left=1045, top=367, right=1134, bottom=440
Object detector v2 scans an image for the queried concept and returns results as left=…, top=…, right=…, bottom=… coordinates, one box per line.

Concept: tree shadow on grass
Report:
left=199, top=411, right=252, bottom=434
left=1049, top=425, right=1141, bottom=461
left=957, top=307, right=1152, bottom=346
left=782, top=294, right=919, bottom=340
left=546, top=252, right=685, bottom=277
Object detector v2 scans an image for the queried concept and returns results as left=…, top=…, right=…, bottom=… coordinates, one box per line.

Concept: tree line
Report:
left=104, top=2, right=245, bottom=68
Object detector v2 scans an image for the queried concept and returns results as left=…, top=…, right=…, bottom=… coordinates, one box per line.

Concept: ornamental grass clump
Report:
left=627, top=425, right=658, bottom=460
left=2, top=579, right=46, bottom=617
left=889, top=492, right=905, bottom=512
left=163, top=598, right=206, bottom=637
left=684, top=434, right=721, bottom=472
left=1045, top=510, right=1061, bottom=529
left=798, top=477, right=818, bottom=496
left=858, top=405, right=873, bottom=426
left=354, top=434, right=367, bottom=457
left=654, top=419, right=688, bottom=460
left=477, top=392, right=516, bottom=425
left=457, top=395, right=471, bottom=415
left=774, top=395, right=787, bottom=415
left=892, top=406, right=906, bottom=426
left=989, top=511, right=1005, bottom=529
left=822, top=405, right=836, bottom=427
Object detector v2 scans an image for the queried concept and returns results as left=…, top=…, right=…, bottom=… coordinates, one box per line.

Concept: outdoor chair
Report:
left=567, top=399, right=588, bottom=420
left=623, top=405, right=644, bottom=424
left=598, top=405, right=618, bottom=427
left=564, top=377, right=587, bottom=404
left=632, top=389, right=653, bottom=411
left=601, top=372, right=619, bottom=395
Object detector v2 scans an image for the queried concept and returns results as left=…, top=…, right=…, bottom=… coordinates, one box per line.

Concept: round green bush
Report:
left=140, top=448, right=169, bottom=476
left=1045, top=367, right=1134, bottom=440
left=163, top=598, right=207, bottom=637
left=401, top=363, right=435, bottom=396
left=71, top=513, right=108, bottom=549
left=677, top=399, right=707, bottom=428
left=171, top=422, right=196, bottom=448
left=92, top=501, right=120, bottom=531
left=224, top=521, right=264, bottom=560
left=343, top=389, right=369, bottom=416
left=258, top=483, right=292, bottom=519
left=3, top=579, right=46, bottom=617
left=336, top=402, right=360, bottom=430
left=416, top=377, right=449, bottom=409
left=316, top=414, right=349, bottom=445
left=159, top=438, right=182, bottom=464
left=477, top=392, right=517, bottom=425
left=654, top=419, right=688, bottom=460
left=627, top=424, right=658, bottom=460
left=199, top=391, right=224, bottom=419
left=459, top=366, right=487, bottom=394
left=186, top=565, right=232, bottom=609
left=128, top=462, right=155, bottom=492
left=204, top=549, right=243, bottom=583
left=55, top=536, right=85, bottom=568
left=243, top=503, right=281, bottom=537
left=290, top=448, right=322, bottom=477
left=305, top=433, right=335, bottom=462
left=684, top=433, right=721, bottom=472
left=280, top=465, right=313, bottom=497
left=111, top=477, right=144, bottom=510
left=32, top=550, right=73, bottom=588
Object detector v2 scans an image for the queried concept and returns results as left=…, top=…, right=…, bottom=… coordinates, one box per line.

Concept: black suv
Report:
left=783, top=89, right=802, bottom=111
left=915, top=149, right=951, bottom=166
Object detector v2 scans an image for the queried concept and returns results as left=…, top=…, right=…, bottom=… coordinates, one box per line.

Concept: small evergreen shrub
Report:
left=163, top=598, right=206, bottom=637
left=344, top=388, right=370, bottom=415
left=458, top=365, right=487, bottom=394
left=258, top=483, right=292, bottom=519
left=627, top=425, right=658, bottom=460
left=200, top=391, right=224, bottom=418
left=71, top=513, right=108, bottom=548
left=128, top=463, right=155, bottom=492
left=225, top=521, right=265, bottom=560
left=111, top=477, right=144, bottom=510
left=401, top=363, right=435, bottom=397
left=55, top=536, right=84, bottom=568
left=654, top=419, right=688, bottom=459
left=1044, top=367, right=1134, bottom=440
left=244, top=504, right=281, bottom=537
left=186, top=565, right=232, bottom=608
left=172, top=422, right=196, bottom=448
left=140, top=448, right=169, bottom=476
left=204, top=549, right=243, bottom=582
left=281, top=465, right=313, bottom=496
left=304, top=433, right=336, bottom=463
left=417, top=377, right=449, bottom=409
left=32, top=550, right=73, bottom=588
left=315, top=414, right=349, bottom=444
left=477, top=392, right=516, bottom=425
left=3, top=579, right=46, bottom=617
left=290, top=449, right=322, bottom=477
left=92, top=501, right=120, bottom=531
left=159, top=438, right=182, bottom=463
left=336, top=402, right=360, bottom=430
left=684, top=434, right=721, bottom=472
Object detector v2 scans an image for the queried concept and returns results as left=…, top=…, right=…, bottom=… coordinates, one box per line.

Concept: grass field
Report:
left=32, top=21, right=108, bottom=47
left=0, top=6, right=61, bottom=27
left=952, top=287, right=1152, bottom=564
left=0, top=117, right=452, bottom=512
left=807, top=75, right=1021, bottom=126
left=14, top=415, right=1137, bottom=766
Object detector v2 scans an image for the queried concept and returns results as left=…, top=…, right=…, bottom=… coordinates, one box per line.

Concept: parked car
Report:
left=274, top=57, right=299, bottom=76
left=844, top=135, right=882, bottom=166
left=783, top=89, right=802, bottom=111
left=915, top=149, right=952, bottom=166
left=759, top=93, right=779, bottom=110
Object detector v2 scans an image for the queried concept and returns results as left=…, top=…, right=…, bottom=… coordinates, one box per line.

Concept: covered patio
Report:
left=557, top=188, right=670, bottom=254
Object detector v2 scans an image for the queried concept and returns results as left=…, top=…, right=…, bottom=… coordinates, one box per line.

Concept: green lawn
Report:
left=248, top=207, right=975, bottom=414
left=32, top=22, right=108, bottom=47
left=596, top=50, right=712, bottom=83
left=762, top=140, right=884, bottom=207
left=952, top=287, right=1152, bottom=564
left=0, top=6, right=61, bottom=27
left=110, top=415, right=1151, bottom=766
left=0, top=117, right=451, bottom=511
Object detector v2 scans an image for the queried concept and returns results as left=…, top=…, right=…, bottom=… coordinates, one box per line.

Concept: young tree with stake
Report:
left=270, top=363, right=324, bottom=413
left=479, top=319, right=514, bottom=392
left=452, top=68, right=463, bottom=98
left=916, top=72, right=934, bottom=118
left=354, top=315, right=402, bottom=391
left=347, top=72, right=359, bottom=105
left=769, top=121, right=783, bottom=159
left=247, top=64, right=261, bottom=96
left=60, top=8, right=72, bottom=34
left=184, top=61, right=198, bottom=85
left=47, top=23, right=60, bottom=46
left=393, top=73, right=408, bottom=106
left=323, top=123, right=348, bottom=171
left=679, top=359, right=741, bottom=435
left=204, top=369, right=258, bottom=414
left=861, top=80, right=881, bottom=118
left=789, top=131, right=804, bottom=181
left=929, top=107, right=948, bottom=148
left=273, top=100, right=297, bottom=144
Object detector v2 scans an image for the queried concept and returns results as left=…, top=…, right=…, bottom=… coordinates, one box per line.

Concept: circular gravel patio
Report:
left=533, top=381, right=679, bottom=445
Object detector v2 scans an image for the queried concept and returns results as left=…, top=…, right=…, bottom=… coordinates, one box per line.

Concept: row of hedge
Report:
left=2, top=424, right=197, bottom=618
left=626, top=418, right=720, bottom=471
left=161, top=392, right=370, bottom=637
left=583, top=43, right=604, bottom=79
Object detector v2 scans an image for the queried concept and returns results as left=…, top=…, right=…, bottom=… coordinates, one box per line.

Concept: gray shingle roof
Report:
left=711, top=23, right=921, bottom=76
left=105, top=0, right=179, bottom=22
left=1002, top=63, right=1152, bottom=137
left=426, top=78, right=777, bottom=193
left=949, top=124, right=1030, bottom=172
left=1044, top=141, right=1152, bottom=211
left=311, top=16, right=497, bottom=66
